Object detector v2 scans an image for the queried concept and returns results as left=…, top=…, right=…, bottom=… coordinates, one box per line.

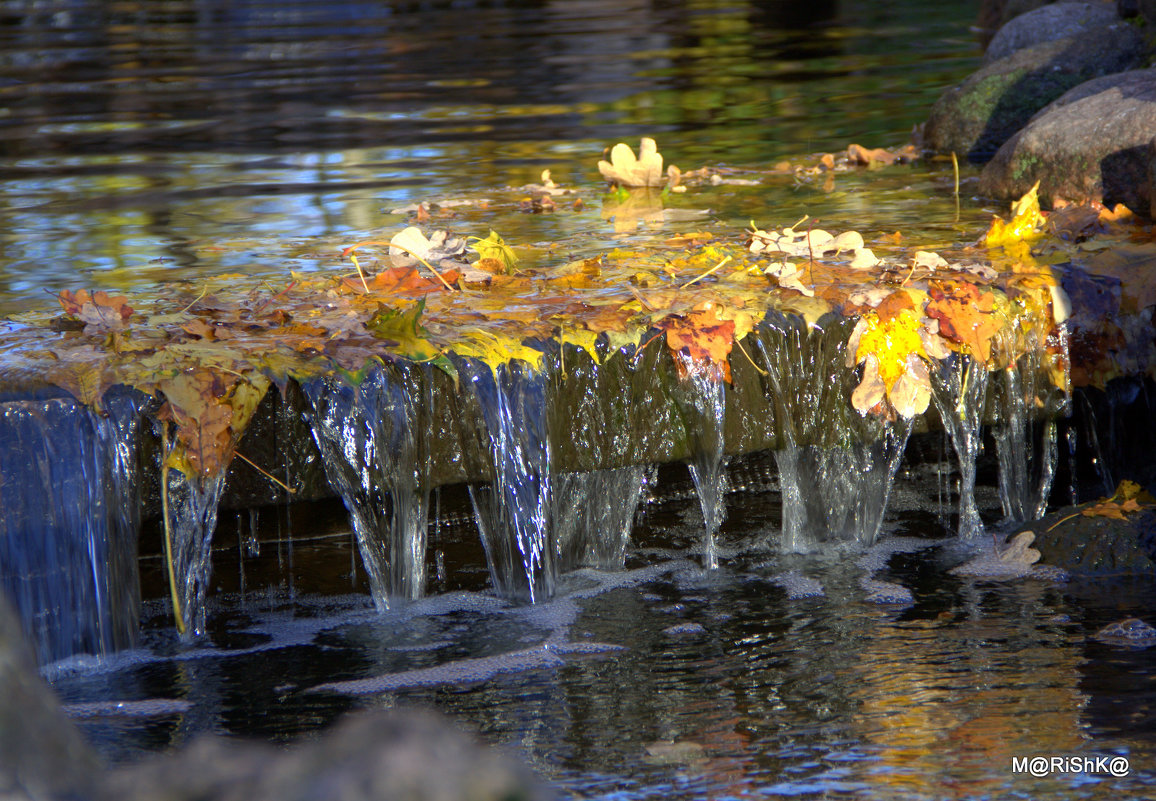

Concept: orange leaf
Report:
left=659, top=305, right=735, bottom=382
left=925, top=282, right=1002, bottom=363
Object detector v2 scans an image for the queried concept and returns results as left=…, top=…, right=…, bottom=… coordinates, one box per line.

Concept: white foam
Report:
left=308, top=640, right=621, bottom=694
left=769, top=571, right=825, bottom=599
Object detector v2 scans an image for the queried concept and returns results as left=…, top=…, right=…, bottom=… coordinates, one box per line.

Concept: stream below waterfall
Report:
left=48, top=448, right=1156, bottom=799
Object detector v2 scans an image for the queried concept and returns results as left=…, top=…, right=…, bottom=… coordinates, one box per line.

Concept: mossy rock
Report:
left=923, top=24, right=1147, bottom=162
left=979, top=69, right=1156, bottom=213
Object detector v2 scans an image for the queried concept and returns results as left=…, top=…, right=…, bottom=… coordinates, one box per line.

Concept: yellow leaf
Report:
left=985, top=181, right=1045, bottom=248
left=452, top=330, right=545, bottom=373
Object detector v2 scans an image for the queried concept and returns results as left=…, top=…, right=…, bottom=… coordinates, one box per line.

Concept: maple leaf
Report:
left=156, top=370, right=270, bottom=479
left=925, top=282, right=1004, bottom=363
left=469, top=230, right=518, bottom=272
left=366, top=299, right=441, bottom=363
left=1081, top=501, right=1129, bottom=522
left=341, top=265, right=461, bottom=296
left=598, top=138, right=665, bottom=188
left=659, top=305, right=735, bottom=383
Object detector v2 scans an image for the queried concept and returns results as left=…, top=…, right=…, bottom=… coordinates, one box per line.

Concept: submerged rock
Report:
left=983, top=2, right=1120, bottom=64
left=923, top=24, right=1146, bottom=162
left=979, top=68, right=1156, bottom=212
left=0, top=595, right=549, bottom=801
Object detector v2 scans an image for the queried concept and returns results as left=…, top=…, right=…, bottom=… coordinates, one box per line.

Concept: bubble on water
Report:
left=1094, top=618, right=1156, bottom=648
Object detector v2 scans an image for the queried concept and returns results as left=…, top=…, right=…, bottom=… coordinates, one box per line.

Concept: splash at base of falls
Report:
left=304, top=365, right=432, bottom=609
left=0, top=394, right=144, bottom=663
left=463, top=360, right=555, bottom=603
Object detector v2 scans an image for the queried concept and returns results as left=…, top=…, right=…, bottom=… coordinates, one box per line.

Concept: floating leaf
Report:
left=598, top=138, right=665, bottom=188
left=659, top=304, right=735, bottom=382
left=469, top=230, right=518, bottom=272
left=985, top=181, right=1045, bottom=248
left=57, top=289, right=134, bottom=331
left=366, top=298, right=441, bottom=363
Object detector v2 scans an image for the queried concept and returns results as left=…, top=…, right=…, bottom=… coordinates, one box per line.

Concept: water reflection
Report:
left=0, top=0, right=980, bottom=313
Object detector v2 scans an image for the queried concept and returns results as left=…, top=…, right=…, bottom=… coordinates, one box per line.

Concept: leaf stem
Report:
left=160, top=425, right=186, bottom=636
left=679, top=255, right=733, bottom=290
left=234, top=450, right=297, bottom=495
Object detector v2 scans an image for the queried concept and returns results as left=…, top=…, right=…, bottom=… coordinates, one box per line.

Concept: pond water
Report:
left=6, top=0, right=1156, bottom=799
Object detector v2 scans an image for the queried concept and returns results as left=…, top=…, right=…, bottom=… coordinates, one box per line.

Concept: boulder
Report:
left=923, top=23, right=1147, bottom=162
left=0, top=595, right=103, bottom=801
left=978, top=69, right=1156, bottom=212
left=99, top=709, right=552, bottom=801
left=983, top=2, right=1120, bottom=64
left=1029, top=506, right=1156, bottom=574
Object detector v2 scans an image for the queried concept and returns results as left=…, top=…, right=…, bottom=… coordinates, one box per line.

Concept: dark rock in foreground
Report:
left=0, top=591, right=550, bottom=801
left=99, top=710, right=552, bottom=801
left=0, top=596, right=101, bottom=801
left=923, top=24, right=1146, bottom=162
left=979, top=68, right=1156, bottom=212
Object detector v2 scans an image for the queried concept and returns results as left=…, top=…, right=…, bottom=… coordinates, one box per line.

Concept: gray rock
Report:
left=0, top=595, right=103, bottom=801
left=1027, top=505, right=1156, bottom=575
left=923, top=24, right=1147, bottom=162
left=99, top=709, right=552, bottom=801
left=979, top=69, right=1156, bottom=212
left=984, top=2, right=1120, bottom=64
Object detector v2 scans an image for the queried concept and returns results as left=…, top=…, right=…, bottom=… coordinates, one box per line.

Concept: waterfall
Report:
left=461, top=359, right=555, bottom=602
left=552, top=466, right=647, bottom=572
left=160, top=466, right=227, bottom=636
left=992, top=351, right=1059, bottom=522
left=0, top=392, right=144, bottom=663
left=931, top=355, right=990, bottom=538
left=672, top=354, right=728, bottom=569
left=754, top=318, right=910, bottom=550
left=303, top=364, right=432, bottom=609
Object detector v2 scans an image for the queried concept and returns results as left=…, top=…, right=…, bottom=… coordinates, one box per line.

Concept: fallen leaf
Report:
left=598, top=138, right=665, bottom=188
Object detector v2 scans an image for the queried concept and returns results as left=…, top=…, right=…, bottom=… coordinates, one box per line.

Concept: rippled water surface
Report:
left=2, top=0, right=985, bottom=314
left=12, top=2, right=1156, bottom=799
